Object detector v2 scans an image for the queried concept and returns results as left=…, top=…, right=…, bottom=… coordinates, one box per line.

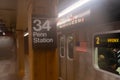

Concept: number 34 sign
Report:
left=32, top=17, right=57, bottom=49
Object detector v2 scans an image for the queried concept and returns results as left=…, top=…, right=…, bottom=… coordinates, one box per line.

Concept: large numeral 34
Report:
left=33, top=19, right=51, bottom=31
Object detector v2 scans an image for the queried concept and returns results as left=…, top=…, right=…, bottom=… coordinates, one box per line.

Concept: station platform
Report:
left=0, top=55, right=29, bottom=80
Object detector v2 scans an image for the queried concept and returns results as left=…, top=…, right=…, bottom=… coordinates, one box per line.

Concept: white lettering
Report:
left=33, top=19, right=51, bottom=31
left=33, top=38, right=53, bottom=43
left=33, top=19, right=42, bottom=31
left=33, top=32, right=47, bottom=37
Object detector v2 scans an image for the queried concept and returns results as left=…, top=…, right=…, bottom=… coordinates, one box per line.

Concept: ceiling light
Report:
left=24, top=32, right=29, bottom=37
left=2, top=32, right=5, bottom=35
left=58, top=0, right=91, bottom=18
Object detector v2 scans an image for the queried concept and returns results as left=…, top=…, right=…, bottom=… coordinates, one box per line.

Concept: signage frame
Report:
left=32, top=17, right=57, bottom=49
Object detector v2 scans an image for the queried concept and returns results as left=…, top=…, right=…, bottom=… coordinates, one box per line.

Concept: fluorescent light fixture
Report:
left=24, top=32, right=29, bottom=37
left=58, top=0, right=90, bottom=18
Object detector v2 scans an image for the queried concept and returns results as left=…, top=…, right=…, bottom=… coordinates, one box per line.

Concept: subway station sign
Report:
left=32, top=17, right=57, bottom=49
left=94, top=33, right=120, bottom=48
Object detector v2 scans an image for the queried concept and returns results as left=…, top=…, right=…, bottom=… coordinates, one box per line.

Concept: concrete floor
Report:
left=0, top=59, right=17, bottom=80
left=0, top=55, right=29, bottom=80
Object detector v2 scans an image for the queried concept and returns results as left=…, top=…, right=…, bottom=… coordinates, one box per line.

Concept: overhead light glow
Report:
left=58, top=0, right=90, bottom=18
left=3, top=32, right=5, bottom=35
left=24, top=32, right=29, bottom=37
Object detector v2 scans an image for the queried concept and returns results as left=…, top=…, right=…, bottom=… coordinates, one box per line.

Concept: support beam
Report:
left=28, top=0, right=58, bottom=80
left=16, top=31, right=25, bottom=79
